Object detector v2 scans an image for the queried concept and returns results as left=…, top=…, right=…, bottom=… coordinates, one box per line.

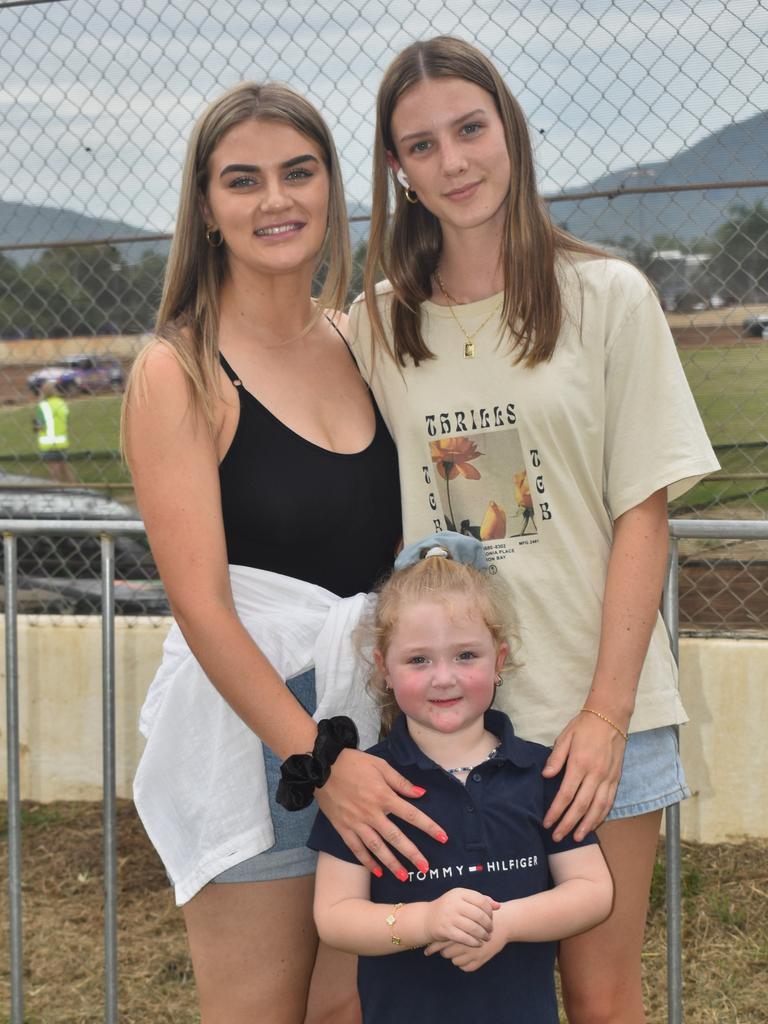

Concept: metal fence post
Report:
left=101, top=533, right=118, bottom=1024
left=663, top=536, right=684, bottom=1024
left=663, top=536, right=682, bottom=1024
left=4, top=532, right=24, bottom=1024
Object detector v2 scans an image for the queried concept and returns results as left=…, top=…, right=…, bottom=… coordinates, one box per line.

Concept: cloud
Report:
left=0, top=0, right=766, bottom=233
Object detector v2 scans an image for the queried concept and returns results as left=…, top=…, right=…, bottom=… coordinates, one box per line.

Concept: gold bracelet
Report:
left=580, top=706, right=629, bottom=741
left=385, top=902, right=405, bottom=946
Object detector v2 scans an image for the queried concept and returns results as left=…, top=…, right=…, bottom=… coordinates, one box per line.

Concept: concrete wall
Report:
left=0, top=616, right=165, bottom=801
left=677, top=637, right=768, bottom=843
left=1, top=618, right=766, bottom=843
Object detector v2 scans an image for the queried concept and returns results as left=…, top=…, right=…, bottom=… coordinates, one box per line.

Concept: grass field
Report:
left=675, top=346, right=768, bottom=513
left=0, top=346, right=766, bottom=508
left=0, top=395, right=130, bottom=487
left=680, top=346, right=768, bottom=445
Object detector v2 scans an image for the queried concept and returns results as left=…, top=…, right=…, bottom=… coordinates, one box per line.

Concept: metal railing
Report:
left=3, top=516, right=768, bottom=1024
left=3, top=519, right=144, bottom=1024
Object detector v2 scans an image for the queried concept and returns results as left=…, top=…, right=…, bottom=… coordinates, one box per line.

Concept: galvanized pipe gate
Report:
left=3, top=517, right=768, bottom=1023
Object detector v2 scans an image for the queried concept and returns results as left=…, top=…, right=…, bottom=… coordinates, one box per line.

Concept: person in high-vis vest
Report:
left=34, top=380, right=77, bottom=483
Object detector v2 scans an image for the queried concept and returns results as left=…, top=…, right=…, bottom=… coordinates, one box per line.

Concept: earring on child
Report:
left=494, top=674, right=503, bottom=688
left=396, top=167, right=418, bottom=204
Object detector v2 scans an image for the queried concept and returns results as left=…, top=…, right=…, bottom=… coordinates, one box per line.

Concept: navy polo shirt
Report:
left=308, top=709, right=599, bottom=1024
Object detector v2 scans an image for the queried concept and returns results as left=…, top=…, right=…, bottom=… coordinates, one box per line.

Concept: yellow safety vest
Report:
left=36, top=396, right=69, bottom=452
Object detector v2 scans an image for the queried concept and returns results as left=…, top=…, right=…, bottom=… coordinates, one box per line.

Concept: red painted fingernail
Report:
left=436, top=831, right=449, bottom=844
left=417, top=860, right=429, bottom=873
left=372, top=866, right=383, bottom=878
left=396, top=868, right=409, bottom=882
left=412, top=786, right=426, bottom=796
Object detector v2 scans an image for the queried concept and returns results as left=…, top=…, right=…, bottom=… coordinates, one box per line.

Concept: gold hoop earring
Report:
left=205, top=226, right=223, bottom=248
left=405, top=188, right=418, bottom=205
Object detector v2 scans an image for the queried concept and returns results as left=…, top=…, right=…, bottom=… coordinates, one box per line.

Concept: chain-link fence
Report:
left=1, top=0, right=766, bottom=627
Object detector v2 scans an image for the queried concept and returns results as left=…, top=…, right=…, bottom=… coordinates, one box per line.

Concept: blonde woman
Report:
left=349, top=38, right=719, bottom=1024
left=123, top=82, right=442, bottom=1024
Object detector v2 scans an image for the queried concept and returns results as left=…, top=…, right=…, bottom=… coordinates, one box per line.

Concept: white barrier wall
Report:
left=0, top=616, right=165, bottom=802
left=676, top=637, right=768, bottom=843
left=1, top=618, right=766, bottom=843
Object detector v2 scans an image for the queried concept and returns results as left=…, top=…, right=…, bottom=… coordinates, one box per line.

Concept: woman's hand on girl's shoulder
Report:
left=316, top=748, right=446, bottom=879
left=541, top=712, right=626, bottom=842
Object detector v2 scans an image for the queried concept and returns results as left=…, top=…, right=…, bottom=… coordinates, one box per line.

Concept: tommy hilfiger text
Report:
left=405, top=856, right=539, bottom=883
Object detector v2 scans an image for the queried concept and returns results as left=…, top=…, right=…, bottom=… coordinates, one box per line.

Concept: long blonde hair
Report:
left=364, top=36, right=605, bottom=367
left=123, top=81, right=350, bottom=445
left=364, top=553, right=517, bottom=733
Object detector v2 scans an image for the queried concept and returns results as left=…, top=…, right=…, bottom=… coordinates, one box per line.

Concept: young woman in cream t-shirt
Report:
left=350, top=37, right=718, bottom=1024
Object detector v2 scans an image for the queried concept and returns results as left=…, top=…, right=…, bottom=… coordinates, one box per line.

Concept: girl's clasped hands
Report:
left=422, top=888, right=502, bottom=971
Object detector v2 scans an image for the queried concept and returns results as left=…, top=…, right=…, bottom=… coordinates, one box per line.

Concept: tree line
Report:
left=0, top=200, right=765, bottom=339
left=0, top=245, right=167, bottom=339
left=599, top=200, right=768, bottom=311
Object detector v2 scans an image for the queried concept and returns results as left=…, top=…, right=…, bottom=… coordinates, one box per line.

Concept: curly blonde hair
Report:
left=362, top=553, right=518, bottom=733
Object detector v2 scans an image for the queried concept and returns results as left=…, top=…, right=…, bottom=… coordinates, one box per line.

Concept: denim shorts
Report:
left=606, top=724, right=690, bottom=820
left=212, top=668, right=319, bottom=884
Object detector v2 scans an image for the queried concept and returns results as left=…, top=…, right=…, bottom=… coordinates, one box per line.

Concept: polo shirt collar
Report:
left=386, top=708, right=537, bottom=770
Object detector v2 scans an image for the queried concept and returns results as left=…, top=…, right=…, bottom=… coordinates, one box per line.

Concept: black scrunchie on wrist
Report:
left=275, top=716, right=359, bottom=811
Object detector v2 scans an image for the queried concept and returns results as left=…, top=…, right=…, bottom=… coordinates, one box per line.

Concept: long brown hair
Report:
left=364, top=36, right=604, bottom=367
left=123, top=81, right=350, bottom=445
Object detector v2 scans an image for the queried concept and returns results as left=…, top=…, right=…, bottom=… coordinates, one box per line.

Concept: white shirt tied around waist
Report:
left=133, top=563, right=380, bottom=906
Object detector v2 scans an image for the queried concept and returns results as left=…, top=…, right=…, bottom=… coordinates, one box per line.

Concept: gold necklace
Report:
left=434, top=270, right=503, bottom=359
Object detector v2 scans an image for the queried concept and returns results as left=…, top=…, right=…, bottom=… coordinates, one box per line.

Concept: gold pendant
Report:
left=463, top=340, right=475, bottom=359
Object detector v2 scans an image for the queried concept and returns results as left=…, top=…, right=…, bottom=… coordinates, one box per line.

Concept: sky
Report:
left=0, top=0, right=766, bottom=235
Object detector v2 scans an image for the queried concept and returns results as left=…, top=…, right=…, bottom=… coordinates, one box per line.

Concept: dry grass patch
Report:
left=0, top=802, right=196, bottom=1024
left=643, top=837, right=768, bottom=1023
left=1, top=802, right=766, bottom=1023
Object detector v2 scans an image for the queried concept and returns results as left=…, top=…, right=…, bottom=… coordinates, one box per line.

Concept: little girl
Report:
left=308, top=534, right=613, bottom=1023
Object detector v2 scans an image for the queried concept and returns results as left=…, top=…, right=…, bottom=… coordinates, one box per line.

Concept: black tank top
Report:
left=218, top=328, right=402, bottom=597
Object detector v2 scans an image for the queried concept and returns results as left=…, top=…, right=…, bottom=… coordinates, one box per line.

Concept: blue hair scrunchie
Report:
left=394, top=530, right=488, bottom=572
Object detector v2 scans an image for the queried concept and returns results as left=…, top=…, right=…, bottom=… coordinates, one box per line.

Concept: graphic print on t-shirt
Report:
left=425, top=426, right=545, bottom=557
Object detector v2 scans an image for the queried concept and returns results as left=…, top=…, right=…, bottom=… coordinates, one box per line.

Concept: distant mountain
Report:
left=2, top=109, right=764, bottom=263
left=547, top=110, right=767, bottom=244
left=0, top=201, right=170, bottom=266
left=0, top=197, right=371, bottom=265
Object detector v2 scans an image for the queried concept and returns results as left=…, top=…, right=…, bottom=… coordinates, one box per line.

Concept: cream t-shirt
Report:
left=349, top=255, right=719, bottom=745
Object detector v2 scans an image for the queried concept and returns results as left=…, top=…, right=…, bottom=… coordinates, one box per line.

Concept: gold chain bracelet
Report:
left=385, top=902, right=405, bottom=945
left=580, top=706, right=629, bottom=741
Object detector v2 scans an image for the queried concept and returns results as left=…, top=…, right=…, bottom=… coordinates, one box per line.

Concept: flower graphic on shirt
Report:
left=514, top=471, right=536, bottom=535
left=430, top=438, right=483, bottom=533
left=430, top=438, right=483, bottom=480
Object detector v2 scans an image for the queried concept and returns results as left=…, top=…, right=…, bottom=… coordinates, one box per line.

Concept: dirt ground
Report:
left=678, top=559, right=768, bottom=631
left=0, top=801, right=766, bottom=1024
